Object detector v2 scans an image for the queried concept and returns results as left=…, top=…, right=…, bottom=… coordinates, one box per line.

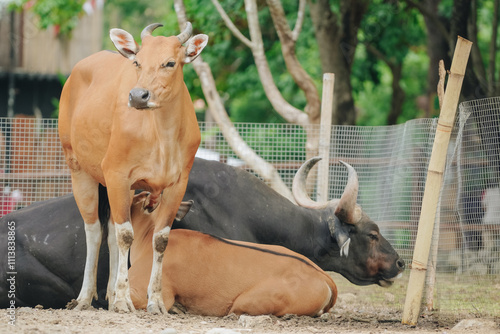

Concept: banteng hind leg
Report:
left=67, top=170, right=102, bottom=310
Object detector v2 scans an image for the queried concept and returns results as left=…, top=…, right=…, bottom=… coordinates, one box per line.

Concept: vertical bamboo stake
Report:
left=424, top=60, right=447, bottom=311
left=402, top=36, right=472, bottom=326
left=425, top=197, right=441, bottom=310
left=317, top=73, right=335, bottom=202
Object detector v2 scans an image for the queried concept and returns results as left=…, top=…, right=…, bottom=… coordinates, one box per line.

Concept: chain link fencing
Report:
left=0, top=97, right=499, bottom=316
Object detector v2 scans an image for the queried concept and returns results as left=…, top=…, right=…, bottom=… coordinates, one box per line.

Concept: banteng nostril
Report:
left=129, top=88, right=151, bottom=109
left=397, top=259, right=405, bottom=270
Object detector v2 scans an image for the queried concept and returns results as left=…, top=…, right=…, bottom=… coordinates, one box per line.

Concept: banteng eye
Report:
left=368, top=232, right=379, bottom=241
left=162, top=61, right=176, bottom=68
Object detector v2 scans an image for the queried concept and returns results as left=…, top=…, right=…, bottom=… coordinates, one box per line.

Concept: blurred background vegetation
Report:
left=8, top=0, right=500, bottom=126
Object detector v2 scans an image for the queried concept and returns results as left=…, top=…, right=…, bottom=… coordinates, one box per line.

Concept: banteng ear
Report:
left=110, top=28, right=139, bottom=60
left=328, top=220, right=351, bottom=257
left=175, top=200, right=194, bottom=221
left=184, top=34, right=209, bottom=64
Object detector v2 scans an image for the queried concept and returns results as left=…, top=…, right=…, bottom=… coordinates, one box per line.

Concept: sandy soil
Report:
left=2, top=295, right=499, bottom=334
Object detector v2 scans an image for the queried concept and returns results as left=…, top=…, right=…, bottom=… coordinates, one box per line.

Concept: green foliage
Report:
left=103, top=0, right=173, bottom=49
left=354, top=1, right=427, bottom=125
left=9, top=0, right=499, bottom=128
left=399, top=48, right=429, bottom=122
left=158, top=0, right=318, bottom=123
left=10, top=0, right=85, bottom=36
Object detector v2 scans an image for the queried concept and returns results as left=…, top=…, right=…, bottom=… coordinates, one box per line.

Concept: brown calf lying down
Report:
left=128, top=195, right=337, bottom=316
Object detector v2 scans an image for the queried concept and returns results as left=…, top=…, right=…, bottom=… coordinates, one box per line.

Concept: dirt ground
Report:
left=2, top=272, right=499, bottom=333
left=2, top=294, right=499, bottom=334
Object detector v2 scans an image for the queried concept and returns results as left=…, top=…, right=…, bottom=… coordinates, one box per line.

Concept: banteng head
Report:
left=109, top=22, right=208, bottom=109
left=293, top=157, right=405, bottom=287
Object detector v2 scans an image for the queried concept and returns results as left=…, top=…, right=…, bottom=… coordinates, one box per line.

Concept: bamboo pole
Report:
left=402, top=36, right=472, bottom=326
left=424, top=60, right=447, bottom=311
left=317, top=73, right=335, bottom=202
left=425, top=197, right=441, bottom=310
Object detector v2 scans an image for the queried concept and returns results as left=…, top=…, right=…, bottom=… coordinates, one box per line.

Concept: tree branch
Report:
left=267, top=0, right=321, bottom=124
left=292, top=0, right=306, bottom=41
left=211, top=0, right=253, bottom=48
left=405, top=0, right=450, bottom=41
left=242, top=0, right=308, bottom=125
left=364, top=42, right=392, bottom=66
left=174, top=0, right=295, bottom=202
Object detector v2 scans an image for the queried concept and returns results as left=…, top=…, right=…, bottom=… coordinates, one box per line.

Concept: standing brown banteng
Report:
left=58, top=22, right=207, bottom=313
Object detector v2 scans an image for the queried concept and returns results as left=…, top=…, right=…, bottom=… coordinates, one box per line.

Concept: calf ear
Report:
left=110, top=28, right=139, bottom=60
left=175, top=200, right=194, bottom=221
left=184, top=34, right=209, bottom=64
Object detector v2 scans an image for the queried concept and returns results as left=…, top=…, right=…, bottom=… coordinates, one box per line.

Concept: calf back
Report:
left=129, top=229, right=337, bottom=316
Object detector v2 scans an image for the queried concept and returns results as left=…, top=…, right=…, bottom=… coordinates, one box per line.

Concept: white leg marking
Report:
left=111, top=221, right=135, bottom=313
left=147, top=226, right=171, bottom=314
left=106, top=220, right=118, bottom=304
left=74, top=221, right=101, bottom=310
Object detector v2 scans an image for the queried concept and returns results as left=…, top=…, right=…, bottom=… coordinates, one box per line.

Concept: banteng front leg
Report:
left=111, top=220, right=135, bottom=312
left=147, top=225, right=171, bottom=314
left=146, top=180, right=189, bottom=314
left=106, top=220, right=118, bottom=305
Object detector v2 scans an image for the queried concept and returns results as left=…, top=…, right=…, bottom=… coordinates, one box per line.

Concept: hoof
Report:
left=168, top=302, right=187, bottom=314
left=110, top=299, right=135, bottom=313
left=66, top=299, right=92, bottom=311
left=147, top=302, right=167, bottom=315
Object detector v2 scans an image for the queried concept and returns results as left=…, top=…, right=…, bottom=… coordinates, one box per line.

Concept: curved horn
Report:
left=177, top=21, right=193, bottom=44
left=335, top=160, right=362, bottom=224
left=141, top=23, right=163, bottom=40
left=292, top=157, right=331, bottom=209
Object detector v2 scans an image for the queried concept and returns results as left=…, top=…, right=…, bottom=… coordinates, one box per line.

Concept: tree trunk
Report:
left=489, top=0, right=499, bottom=95
left=213, top=0, right=327, bottom=195
left=450, top=0, right=483, bottom=100
left=421, top=0, right=450, bottom=117
left=174, top=0, right=296, bottom=202
left=308, top=0, right=368, bottom=125
left=387, top=63, right=405, bottom=125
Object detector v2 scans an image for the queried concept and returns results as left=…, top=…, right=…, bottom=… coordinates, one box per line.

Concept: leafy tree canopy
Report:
left=11, top=0, right=500, bottom=126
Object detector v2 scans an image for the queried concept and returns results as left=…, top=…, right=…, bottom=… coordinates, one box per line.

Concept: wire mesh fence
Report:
left=0, top=97, right=499, bottom=317
left=434, top=97, right=500, bottom=315
left=0, top=118, right=71, bottom=215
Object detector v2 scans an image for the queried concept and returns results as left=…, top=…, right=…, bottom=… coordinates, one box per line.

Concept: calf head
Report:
left=109, top=22, right=208, bottom=109
left=293, top=157, right=405, bottom=286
